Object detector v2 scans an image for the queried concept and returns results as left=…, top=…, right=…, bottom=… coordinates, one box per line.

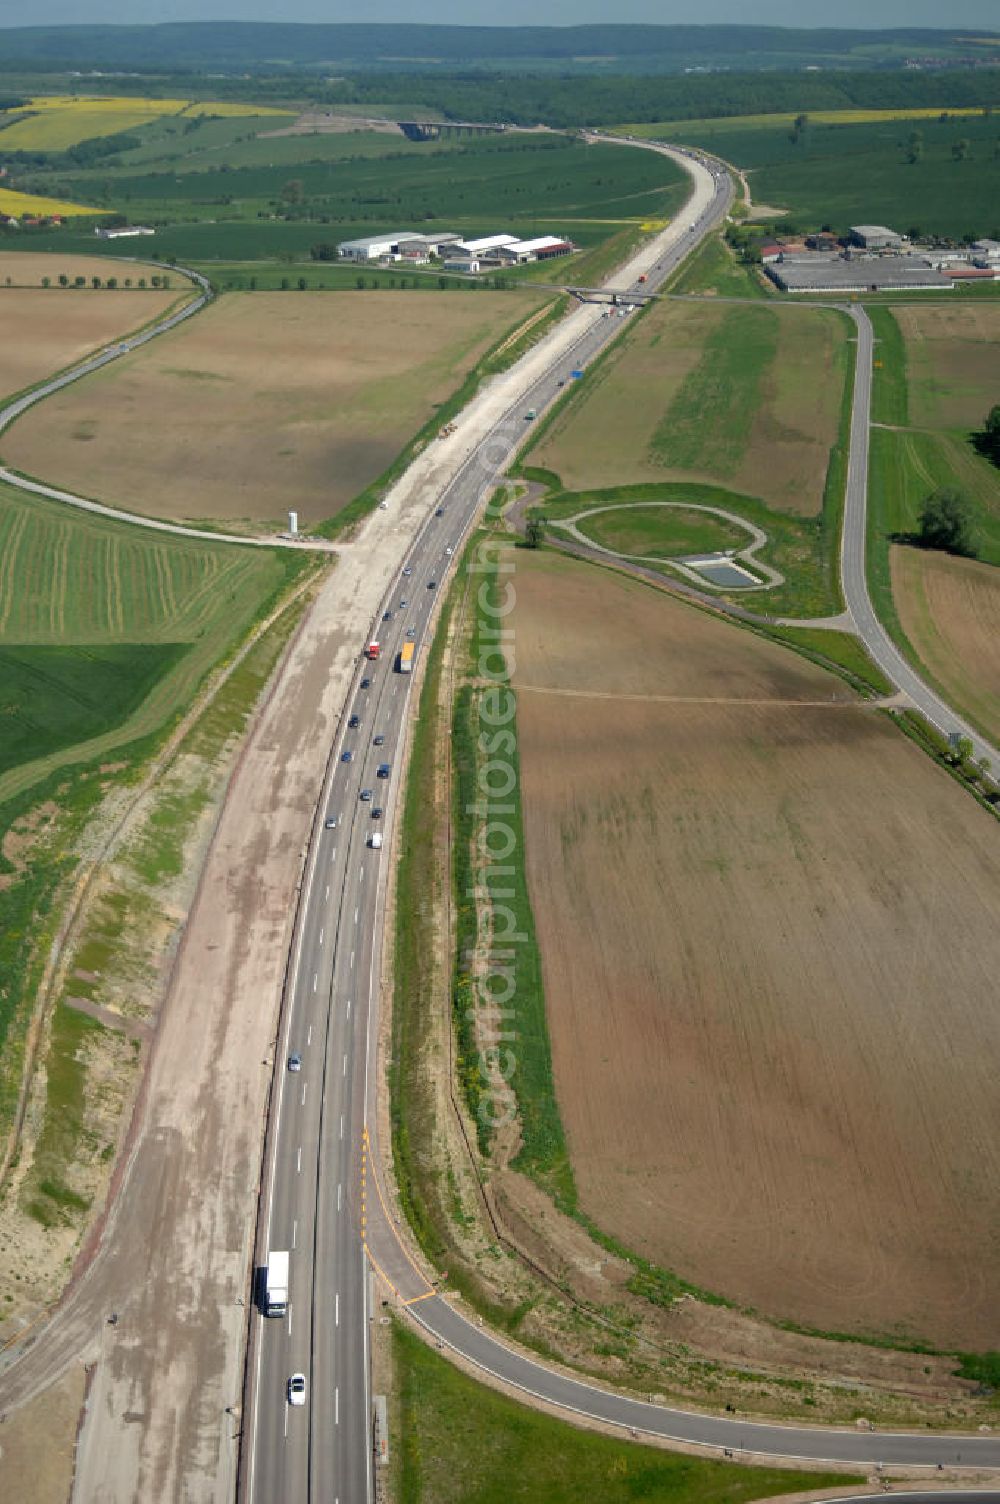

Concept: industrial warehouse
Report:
left=762, top=223, right=1000, bottom=294
left=335, top=228, right=575, bottom=270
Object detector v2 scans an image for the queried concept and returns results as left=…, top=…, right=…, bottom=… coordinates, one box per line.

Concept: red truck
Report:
left=366, top=641, right=381, bottom=661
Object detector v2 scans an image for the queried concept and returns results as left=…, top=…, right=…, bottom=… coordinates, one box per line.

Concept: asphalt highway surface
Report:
left=242, top=140, right=1000, bottom=1504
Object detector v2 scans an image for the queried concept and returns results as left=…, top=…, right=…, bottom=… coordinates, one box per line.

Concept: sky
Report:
left=1, top=1, right=999, bottom=28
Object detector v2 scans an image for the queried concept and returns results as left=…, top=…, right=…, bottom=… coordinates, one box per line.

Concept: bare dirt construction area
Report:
left=4, top=289, right=542, bottom=530
left=529, top=300, right=846, bottom=515
left=891, top=302, right=1000, bottom=431
left=511, top=548, right=1000, bottom=1350
left=892, top=543, right=1000, bottom=743
left=0, top=255, right=179, bottom=399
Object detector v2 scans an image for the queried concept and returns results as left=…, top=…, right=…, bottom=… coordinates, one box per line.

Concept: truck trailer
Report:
left=264, top=1250, right=289, bottom=1317
left=398, top=641, right=415, bottom=674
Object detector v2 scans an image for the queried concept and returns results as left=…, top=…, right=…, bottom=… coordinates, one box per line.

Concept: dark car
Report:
left=403, top=566, right=413, bottom=577
left=324, top=815, right=338, bottom=830
left=348, top=714, right=360, bottom=729
left=372, top=806, right=383, bottom=819
left=377, top=762, right=391, bottom=779
left=360, top=676, right=371, bottom=689
left=360, top=788, right=373, bottom=802
left=428, top=579, right=437, bottom=589
left=435, top=507, right=445, bottom=516
left=382, top=610, right=392, bottom=622
left=341, top=750, right=353, bottom=763
left=373, top=734, right=385, bottom=746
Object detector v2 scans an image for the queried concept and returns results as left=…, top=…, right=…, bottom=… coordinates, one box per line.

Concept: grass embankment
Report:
left=665, top=235, right=769, bottom=298
left=393, top=1319, right=855, bottom=1504
left=451, top=537, right=572, bottom=1205
left=318, top=294, right=567, bottom=541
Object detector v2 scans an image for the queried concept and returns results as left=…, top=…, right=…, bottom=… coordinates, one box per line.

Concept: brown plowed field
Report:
left=892, top=543, right=1000, bottom=744
left=0, top=256, right=177, bottom=399
left=511, top=549, right=1000, bottom=1348
left=4, top=290, right=540, bottom=529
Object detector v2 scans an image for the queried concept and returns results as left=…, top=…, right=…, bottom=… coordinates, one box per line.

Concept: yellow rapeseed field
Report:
left=0, top=95, right=291, bottom=151
left=0, top=186, right=103, bottom=217
left=619, top=106, right=990, bottom=137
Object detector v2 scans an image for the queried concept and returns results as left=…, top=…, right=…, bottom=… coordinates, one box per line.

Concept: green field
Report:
left=628, top=113, right=1000, bottom=237
left=9, top=131, right=688, bottom=267
left=666, top=233, right=768, bottom=298
left=0, top=641, right=185, bottom=778
left=575, top=503, right=748, bottom=557
left=0, top=480, right=305, bottom=805
left=393, top=1319, right=855, bottom=1504
left=0, top=479, right=308, bottom=1137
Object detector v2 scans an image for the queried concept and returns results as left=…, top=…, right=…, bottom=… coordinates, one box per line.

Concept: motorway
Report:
left=242, top=138, right=1000, bottom=1504
left=242, top=146, right=735, bottom=1504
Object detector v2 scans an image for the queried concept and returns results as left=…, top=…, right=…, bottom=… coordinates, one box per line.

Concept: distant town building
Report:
left=452, top=234, right=519, bottom=257
left=442, top=256, right=481, bottom=274
left=95, top=224, right=155, bottom=239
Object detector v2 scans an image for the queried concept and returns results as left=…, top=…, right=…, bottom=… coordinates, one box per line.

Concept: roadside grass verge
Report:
left=316, top=295, right=565, bottom=542
left=868, top=306, right=909, bottom=426
left=766, top=626, right=895, bottom=697
left=452, top=537, right=574, bottom=1208
left=665, top=235, right=769, bottom=298
left=392, top=1318, right=857, bottom=1504
left=526, top=479, right=839, bottom=618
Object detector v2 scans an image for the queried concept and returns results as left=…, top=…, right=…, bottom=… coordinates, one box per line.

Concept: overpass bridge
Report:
left=398, top=119, right=507, bottom=141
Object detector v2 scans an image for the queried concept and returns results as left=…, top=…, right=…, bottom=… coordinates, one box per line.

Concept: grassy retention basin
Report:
left=392, top=1318, right=856, bottom=1504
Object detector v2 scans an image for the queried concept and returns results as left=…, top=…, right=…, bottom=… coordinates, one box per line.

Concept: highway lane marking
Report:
left=288, top=1306, right=292, bottom=1337
left=354, top=906, right=359, bottom=925
left=284, top=1405, right=289, bottom=1440
left=319, top=927, right=324, bottom=945
left=301, top=1083, right=307, bottom=1106
left=347, top=996, right=352, bottom=1018
left=307, top=1025, right=312, bottom=1046
left=335, top=1387, right=339, bottom=1426
left=324, top=885, right=329, bottom=901
left=336, top=1291, right=340, bottom=1327
left=350, top=950, right=355, bottom=969
left=343, top=1052, right=348, bottom=1077
left=331, top=847, right=337, bottom=864
left=340, top=1114, right=344, bottom=1139
left=296, top=1146, right=302, bottom=1174
left=359, top=865, right=364, bottom=883
left=337, top=1183, right=342, bottom=1212
left=312, top=972, right=318, bottom=993
left=292, top=1218, right=297, bottom=1249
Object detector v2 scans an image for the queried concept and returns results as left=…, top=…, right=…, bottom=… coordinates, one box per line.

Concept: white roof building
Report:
left=497, top=235, right=573, bottom=262
left=452, top=234, right=519, bottom=256
left=337, top=231, right=424, bottom=261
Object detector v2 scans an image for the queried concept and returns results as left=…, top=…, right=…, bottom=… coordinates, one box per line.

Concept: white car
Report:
left=288, top=1373, right=307, bottom=1406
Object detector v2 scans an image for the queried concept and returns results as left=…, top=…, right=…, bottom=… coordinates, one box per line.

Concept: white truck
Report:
left=368, top=832, right=383, bottom=849
left=264, top=1250, right=289, bottom=1317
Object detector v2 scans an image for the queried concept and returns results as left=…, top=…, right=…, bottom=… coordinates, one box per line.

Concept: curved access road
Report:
left=840, top=305, right=999, bottom=770
left=0, top=260, right=335, bottom=551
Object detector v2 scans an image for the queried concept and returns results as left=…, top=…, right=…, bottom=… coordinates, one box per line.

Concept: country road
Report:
left=1, top=136, right=998, bottom=1504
